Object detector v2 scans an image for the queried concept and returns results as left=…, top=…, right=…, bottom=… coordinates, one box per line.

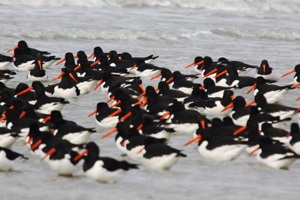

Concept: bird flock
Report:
left=0, top=40, right=300, bottom=184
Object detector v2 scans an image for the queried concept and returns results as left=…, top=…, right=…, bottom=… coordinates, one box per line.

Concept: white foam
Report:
left=0, top=0, right=300, bottom=13
left=213, top=28, right=300, bottom=41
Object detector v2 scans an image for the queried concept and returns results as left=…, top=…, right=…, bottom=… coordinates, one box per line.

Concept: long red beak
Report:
left=52, top=72, right=64, bottom=81
left=88, top=109, right=97, bottom=117
left=262, top=64, right=266, bottom=73
left=91, top=59, right=100, bottom=67
left=108, top=109, right=121, bottom=117
left=69, top=73, right=78, bottom=83
left=43, top=116, right=51, bottom=123
left=245, top=100, right=255, bottom=107
left=222, top=102, right=233, bottom=112
left=55, top=58, right=66, bottom=66
left=38, top=60, right=43, bottom=70
left=19, top=111, right=26, bottom=119
left=247, top=83, right=257, bottom=94
left=94, top=79, right=103, bottom=91
left=281, top=69, right=295, bottom=78
left=120, top=111, right=132, bottom=121
left=100, top=127, right=117, bottom=139
left=214, top=70, right=227, bottom=78
left=7, top=45, right=18, bottom=53
left=15, top=86, right=33, bottom=97
left=74, top=149, right=89, bottom=161
left=150, top=73, right=162, bottom=80
left=184, top=135, right=202, bottom=146
left=184, top=62, right=195, bottom=69
left=233, top=126, right=247, bottom=135
left=31, top=139, right=42, bottom=151
left=87, top=52, right=94, bottom=60
left=42, top=148, right=56, bottom=160
left=160, top=111, right=171, bottom=119
left=248, top=146, right=260, bottom=156
left=166, top=77, right=173, bottom=84
left=203, top=68, right=217, bottom=78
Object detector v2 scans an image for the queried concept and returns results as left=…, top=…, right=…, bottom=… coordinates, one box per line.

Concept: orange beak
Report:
left=15, top=86, right=33, bottom=97
left=137, top=145, right=146, bottom=154
left=138, top=84, right=146, bottom=94
left=30, top=139, right=42, bottom=151
left=292, top=82, right=300, bottom=89
left=87, top=52, right=94, bottom=60
left=91, top=59, right=100, bottom=67
left=107, top=96, right=115, bottom=103
left=184, top=135, right=202, bottom=146
left=203, top=68, right=217, bottom=78
left=55, top=58, right=66, bottom=66
left=42, top=148, right=56, bottom=160
left=195, top=60, right=204, bottom=66
left=38, top=60, right=43, bottom=70
left=184, top=62, right=195, bottom=69
left=74, top=149, right=89, bottom=161
left=0, top=115, right=6, bottom=122
left=233, top=126, right=247, bottom=135
left=200, top=119, right=206, bottom=129
left=100, top=127, right=117, bottom=139
left=108, top=109, right=121, bottom=118
left=120, top=111, right=132, bottom=121
left=160, top=111, right=171, bottom=120
left=281, top=69, right=295, bottom=78
left=19, top=111, right=26, bottom=119
left=110, top=100, right=121, bottom=108
left=222, top=102, right=233, bottom=112
left=74, top=65, right=81, bottom=71
left=247, top=83, right=257, bottom=94
left=94, top=79, right=103, bottom=91
left=88, top=109, right=97, bottom=117
left=129, top=64, right=137, bottom=71
left=199, top=85, right=205, bottom=90
left=68, top=73, right=78, bottom=83
left=245, top=99, right=255, bottom=107
left=262, top=64, right=266, bottom=73
left=214, top=70, right=227, bottom=78
left=166, top=77, right=173, bottom=84
left=248, top=146, right=260, bottom=156
left=52, top=72, right=64, bottom=81
left=23, top=137, right=33, bottom=146
left=7, top=45, right=18, bottom=53
left=150, top=73, right=162, bottom=80
left=42, top=116, right=51, bottom=123
left=137, top=123, right=143, bottom=131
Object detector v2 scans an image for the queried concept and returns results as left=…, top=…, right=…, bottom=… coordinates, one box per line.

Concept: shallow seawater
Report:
left=1, top=1, right=300, bottom=199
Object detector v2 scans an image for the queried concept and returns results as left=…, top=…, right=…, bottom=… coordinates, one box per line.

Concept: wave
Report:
left=1, top=26, right=210, bottom=41
left=213, top=28, right=300, bottom=41
left=1, top=0, right=300, bottom=13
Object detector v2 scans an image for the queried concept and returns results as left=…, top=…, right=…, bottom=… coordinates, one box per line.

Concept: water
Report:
left=1, top=1, right=300, bottom=199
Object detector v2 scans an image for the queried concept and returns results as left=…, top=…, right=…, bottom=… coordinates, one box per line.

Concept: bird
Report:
left=0, top=147, right=28, bottom=171
left=74, top=141, right=138, bottom=183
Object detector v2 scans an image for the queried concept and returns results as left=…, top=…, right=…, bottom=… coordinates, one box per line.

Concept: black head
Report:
left=18, top=40, right=28, bottom=50
left=194, top=56, right=204, bottom=63
left=203, top=78, right=215, bottom=88
left=290, top=123, right=300, bottom=136
left=158, top=81, right=169, bottom=93
left=233, top=96, right=246, bottom=108
left=94, top=46, right=104, bottom=55
left=254, top=94, right=267, bottom=106
left=121, top=52, right=132, bottom=60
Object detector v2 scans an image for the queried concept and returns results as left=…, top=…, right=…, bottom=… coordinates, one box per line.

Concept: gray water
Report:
left=1, top=1, right=300, bottom=199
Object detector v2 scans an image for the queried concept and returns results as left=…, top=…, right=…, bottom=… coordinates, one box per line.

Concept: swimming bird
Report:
left=74, top=141, right=138, bottom=183
left=0, top=147, right=28, bottom=171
